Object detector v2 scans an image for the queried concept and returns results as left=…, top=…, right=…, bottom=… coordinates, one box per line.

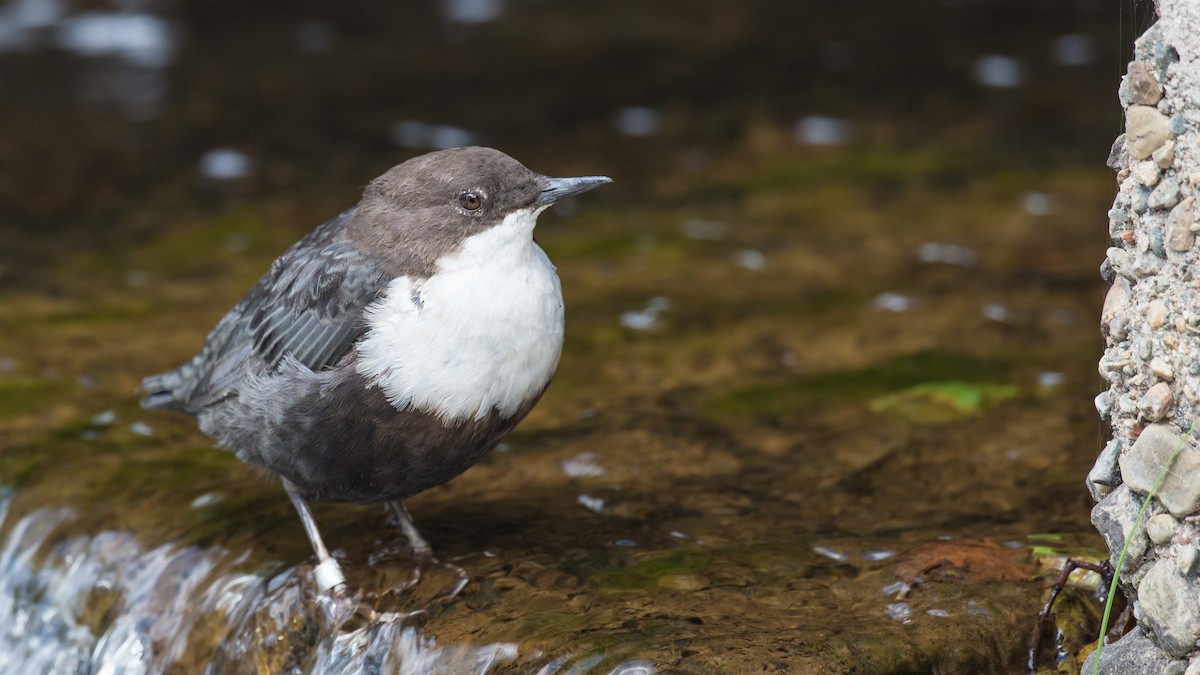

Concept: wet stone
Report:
left=1147, top=513, right=1179, bottom=545
left=1127, top=61, right=1164, bottom=105
left=1127, top=106, right=1171, bottom=160
left=1139, top=560, right=1200, bottom=657
left=1121, top=423, right=1200, bottom=517
left=1149, top=178, right=1182, bottom=211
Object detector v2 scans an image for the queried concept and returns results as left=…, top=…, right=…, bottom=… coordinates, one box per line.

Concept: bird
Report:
left=141, top=146, right=610, bottom=593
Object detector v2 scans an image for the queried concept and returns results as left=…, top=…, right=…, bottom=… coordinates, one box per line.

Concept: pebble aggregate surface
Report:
left=1089, top=2, right=1200, bottom=671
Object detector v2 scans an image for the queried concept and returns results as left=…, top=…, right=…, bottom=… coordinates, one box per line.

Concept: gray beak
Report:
left=536, top=175, right=612, bottom=207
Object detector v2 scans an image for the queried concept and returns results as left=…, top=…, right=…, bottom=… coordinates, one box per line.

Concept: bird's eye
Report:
left=458, top=191, right=483, bottom=211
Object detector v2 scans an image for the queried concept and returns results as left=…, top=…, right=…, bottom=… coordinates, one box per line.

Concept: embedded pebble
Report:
left=1139, top=382, right=1174, bottom=420
left=1155, top=140, right=1177, bottom=169
left=1132, top=251, right=1164, bottom=277
left=1147, top=513, right=1180, bottom=545
left=1083, top=625, right=1184, bottom=674
left=1150, top=227, right=1167, bottom=257
left=1092, top=485, right=1151, bottom=571
left=1108, top=134, right=1131, bottom=170
left=1150, top=178, right=1182, bottom=211
left=1095, top=391, right=1113, bottom=420
left=1170, top=196, right=1196, bottom=233
left=1088, top=438, right=1123, bottom=488
left=1132, top=185, right=1151, bottom=214
left=1126, top=105, right=1171, bottom=160
left=1117, top=77, right=1132, bottom=108
left=1121, top=423, right=1200, bottom=517
left=1167, top=200, right=1196, bottom=251
left=1107, top=247, right=1132, bottom=277
left=1127, top=60, right=1164, bottom=105
left=1110, top=315, right=1130, bottom=341
left=1119, top=395, right=1138, bottom=415
left=1152, top=358, right=1175, bottom=381
left=1133, top=161, right=1162, bottom=187
left=1137, top=559, right=1200, bottom=656
left=1148, top=300, right=1169, bottom=328
left=1102, top=277, right=1132, bottom=326
left=1177, top=544, right=1200, bottom=576
left=1169, top=114, right=1188, bottom=137
left=1137, top=339, right=1153, bottom=360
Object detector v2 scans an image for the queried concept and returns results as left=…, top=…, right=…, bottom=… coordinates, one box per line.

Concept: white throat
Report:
left=355, top=207, right=564, bottom=424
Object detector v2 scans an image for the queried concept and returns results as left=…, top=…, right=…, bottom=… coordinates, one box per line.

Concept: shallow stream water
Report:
left=0, top=1, right=1137, bottom=672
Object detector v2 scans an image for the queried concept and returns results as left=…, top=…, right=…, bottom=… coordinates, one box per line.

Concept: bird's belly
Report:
left=355, top=248, right=564, bottom=424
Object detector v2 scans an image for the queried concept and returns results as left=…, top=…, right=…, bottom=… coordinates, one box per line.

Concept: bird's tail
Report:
left=139, top=367, right=192, bottom=413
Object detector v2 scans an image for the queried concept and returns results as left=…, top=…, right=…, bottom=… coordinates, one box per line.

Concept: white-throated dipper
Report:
left=141, top=147, right=610, bottom=592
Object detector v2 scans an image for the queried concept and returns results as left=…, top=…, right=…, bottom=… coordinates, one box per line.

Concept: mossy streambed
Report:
left=1, top=145, right=1113, bottom=672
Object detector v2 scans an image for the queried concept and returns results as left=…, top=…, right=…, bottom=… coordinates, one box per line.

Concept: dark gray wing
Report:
left=141, top=209, right=392, bottom=414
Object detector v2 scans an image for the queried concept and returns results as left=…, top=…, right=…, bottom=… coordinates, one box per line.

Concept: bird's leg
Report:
left=385, top=500, right=434, bottom=560
left=283, top=479, right=347, bottom=594
left=385, top=500, right=469, bottom=596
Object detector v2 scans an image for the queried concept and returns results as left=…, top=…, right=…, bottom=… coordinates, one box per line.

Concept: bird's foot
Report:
left=368, top=545, right=470, bottom=600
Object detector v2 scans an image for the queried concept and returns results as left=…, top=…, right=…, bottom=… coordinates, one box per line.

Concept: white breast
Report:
left=355, top=207, right=564, bottom=424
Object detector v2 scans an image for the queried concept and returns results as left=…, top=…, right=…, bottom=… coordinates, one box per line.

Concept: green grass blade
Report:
left=1091, top=418, right=1199, bottom=674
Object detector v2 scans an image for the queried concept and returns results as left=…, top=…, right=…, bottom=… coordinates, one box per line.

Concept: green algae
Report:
left=701, top=350, right=1012, bottom=422
left=590, top=550, right=713, bottom=592
left=869, top=381, right=1020, bottom=423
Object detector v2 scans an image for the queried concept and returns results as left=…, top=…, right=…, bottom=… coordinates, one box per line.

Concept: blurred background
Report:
left=0, top=0, right=1155, bottom=672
